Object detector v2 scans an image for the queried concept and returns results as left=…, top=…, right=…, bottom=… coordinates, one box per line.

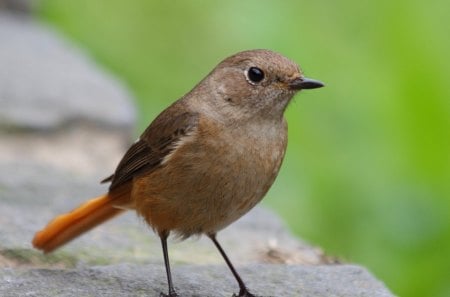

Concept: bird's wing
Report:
left=102, top=108, right=199, bottom=190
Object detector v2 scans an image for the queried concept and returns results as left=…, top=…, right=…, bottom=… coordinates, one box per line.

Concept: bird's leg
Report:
left=208, top=233, right=258, bottom=297
left=159, top=231, right=179, bottom=297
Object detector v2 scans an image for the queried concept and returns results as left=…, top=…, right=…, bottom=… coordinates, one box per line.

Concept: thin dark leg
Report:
left=209, top=233, right=257, bottom=297
left=160, top=231, right=179, bottom=297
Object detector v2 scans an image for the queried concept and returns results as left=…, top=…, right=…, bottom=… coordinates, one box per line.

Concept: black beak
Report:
left=289, top=77, right=324, bottom=90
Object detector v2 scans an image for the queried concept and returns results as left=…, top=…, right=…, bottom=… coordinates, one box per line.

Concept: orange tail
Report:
left=32, top=185, right=131, bottom=253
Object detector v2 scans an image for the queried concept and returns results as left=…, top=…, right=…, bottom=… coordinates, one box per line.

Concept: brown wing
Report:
left=103, top=107, right=199, bottom=191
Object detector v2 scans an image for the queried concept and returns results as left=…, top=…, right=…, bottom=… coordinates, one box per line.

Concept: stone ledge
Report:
left=0, top=12, right=135, bottom=132
left=0, top=263, right=393, bottom=297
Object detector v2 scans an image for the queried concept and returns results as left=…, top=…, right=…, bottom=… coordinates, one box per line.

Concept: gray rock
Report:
left=0, top=0, right=36, bottom=14
left=0, top=12, right=136, bottom=178
left=0, top=125, right=132, bottom=178
left=0, top=12, right=135, bottom=131
left=0, top=263, right=393, bottom=297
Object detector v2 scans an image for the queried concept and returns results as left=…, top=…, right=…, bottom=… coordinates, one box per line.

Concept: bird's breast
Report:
left=133, top=117, right=288, bottom=236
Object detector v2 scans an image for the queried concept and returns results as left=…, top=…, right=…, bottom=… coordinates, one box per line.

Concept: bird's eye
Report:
left=246, top=67, right=265, bottom=84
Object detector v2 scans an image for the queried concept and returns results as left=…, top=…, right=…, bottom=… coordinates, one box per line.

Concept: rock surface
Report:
left=0, top=11, right=394, bottom=297
left=1, top=264, right=393, bottom=297
left=0, top=12, right=135, bottom=131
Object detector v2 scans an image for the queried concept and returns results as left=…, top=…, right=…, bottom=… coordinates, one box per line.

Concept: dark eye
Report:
left=247, top=67, right=265, bottom=84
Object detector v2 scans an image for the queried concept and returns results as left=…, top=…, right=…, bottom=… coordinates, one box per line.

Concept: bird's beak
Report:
left=289, top=77, right=324, bottom=90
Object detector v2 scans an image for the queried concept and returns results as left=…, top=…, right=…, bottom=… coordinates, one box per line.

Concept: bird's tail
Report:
left=32, top=184, right=131, bottom=253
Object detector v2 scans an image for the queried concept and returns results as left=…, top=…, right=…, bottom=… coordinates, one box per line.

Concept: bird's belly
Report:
left=132, top=129, right=286, bottom=237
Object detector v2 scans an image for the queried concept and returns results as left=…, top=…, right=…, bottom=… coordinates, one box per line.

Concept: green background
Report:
left=37, top=1, right=450, bottom=296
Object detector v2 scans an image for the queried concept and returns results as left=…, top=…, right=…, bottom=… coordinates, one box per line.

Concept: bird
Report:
left=32, top=49, right=324, bottom=297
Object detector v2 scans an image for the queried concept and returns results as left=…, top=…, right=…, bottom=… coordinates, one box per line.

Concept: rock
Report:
left=0, top=12, right=135, bottom=132
left=0, top=264, right=393, bottom=297
left=0, top=0, right=36, bottom=14
left=0, top=11, right=135, bottom=177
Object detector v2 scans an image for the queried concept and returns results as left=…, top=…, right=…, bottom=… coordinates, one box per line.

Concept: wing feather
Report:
left=103, top=107, right=199, bottom=190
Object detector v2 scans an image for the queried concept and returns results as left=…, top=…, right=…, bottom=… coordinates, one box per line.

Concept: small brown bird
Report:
left=32, top=49, right=323, bottom=297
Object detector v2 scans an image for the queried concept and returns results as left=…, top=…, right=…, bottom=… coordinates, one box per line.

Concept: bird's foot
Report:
left=232, top=288, right=259, bottom=297
left=160, top=292, right=180, bottom=297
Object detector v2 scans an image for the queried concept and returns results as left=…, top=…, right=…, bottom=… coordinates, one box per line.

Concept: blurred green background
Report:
left=36, top=1, right=450, bottom=296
